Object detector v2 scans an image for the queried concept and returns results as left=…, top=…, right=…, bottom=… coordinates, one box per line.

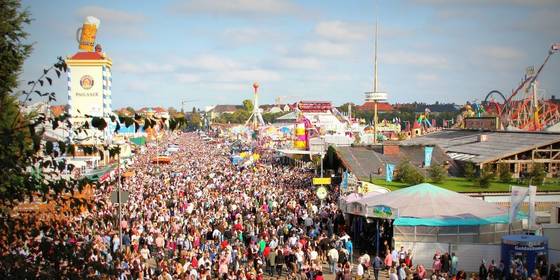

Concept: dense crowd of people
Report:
left=1, top=131, right=560, bottom=280
left=1, top=132, right=348, bottom=279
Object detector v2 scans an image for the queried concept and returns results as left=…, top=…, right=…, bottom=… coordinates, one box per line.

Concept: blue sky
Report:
left=20, top=0, right=560, bottom=110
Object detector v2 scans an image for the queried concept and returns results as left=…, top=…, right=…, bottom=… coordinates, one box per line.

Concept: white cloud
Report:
left=416, top=73, right=440, bottom=82
left=414, top=0, right=558, bottom=6
left=77, top=6, right=147, bottom=38
left=218, top=69, right=281, bottom=82
left=223, top=27, right=265, bottom=44
left=175, top=74, right=201, bottom=83
left=476, top=46, right=525, bottom=60
left=276, top=57, right=322, bottom=70
left=125, top=80, right=153, bottom=93
left=206, top=83, right=247, bottom=91
left=119, top=62, right=176, bottom=74
left=513, top=10, right=560, bottom=35
left=172, top=0, right=302, bottom=17
left=77, top=6, right=147, bottom=23
left=302, top=41, right=353, bottom=57
left=183, top=54, right=241, bottom=71
left=315, top=21, right=367, bottom=41
left=383, top=51, right=448, bottom=68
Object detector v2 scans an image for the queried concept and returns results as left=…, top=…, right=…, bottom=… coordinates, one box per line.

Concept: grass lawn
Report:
left=371, top=177, right=560, bottom=193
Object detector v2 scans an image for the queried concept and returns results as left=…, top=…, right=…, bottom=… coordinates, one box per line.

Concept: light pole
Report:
left=117, top=149, right=122, bottom=251
left=113, top=139, right=125, bottom=252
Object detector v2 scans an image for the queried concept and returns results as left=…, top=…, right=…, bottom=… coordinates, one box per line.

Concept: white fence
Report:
left=395, top=241, right=501, bottom=273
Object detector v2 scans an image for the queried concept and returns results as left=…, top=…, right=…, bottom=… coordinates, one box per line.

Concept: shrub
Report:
left=464, top=162, right=476, bottom=181
left=498, top=163, right=512, bottom=183
left=529, top=162, right=546, bottom=186
left=395, top=160, right=425, bottom=185
left=428, top=164, right=447, bottom=183
left=476, top=165, right=495, bottom=188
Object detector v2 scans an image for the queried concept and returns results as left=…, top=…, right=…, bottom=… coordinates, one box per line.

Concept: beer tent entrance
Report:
left=347, top=183, right=522, bottom=248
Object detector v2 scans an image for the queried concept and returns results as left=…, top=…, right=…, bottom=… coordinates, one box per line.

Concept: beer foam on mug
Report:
left=85, top=16, right=100, bottom=28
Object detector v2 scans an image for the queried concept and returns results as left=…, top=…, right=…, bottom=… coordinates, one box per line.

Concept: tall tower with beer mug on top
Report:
left=66, top=16, right=113, bottom=144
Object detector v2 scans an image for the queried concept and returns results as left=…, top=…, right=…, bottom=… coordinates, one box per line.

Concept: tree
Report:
left=0, top=0, right=32, bottom=98
left=395, top=160, right=425, bottom=185
left=242, top=99, right=254, bottom=112
left=498, top=162, right=512, bottom=183
left=125, top=106, right=135, bottom=114
left=528, top=162, right=546, bottom=186
left=476, top=165, right=495, bottom=188
left=464, top=162, right=476, bottom=181
left=0, top=0, right=37, bottom=205
left=428, top=164, right=447, bottom=183
left=167, top=106, right=177, bottom=116
left=189, top=107, right=201, bottom=130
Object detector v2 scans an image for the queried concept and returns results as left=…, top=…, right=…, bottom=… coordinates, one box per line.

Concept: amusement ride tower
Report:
left=364, top=18, right=388, bottom=144
left=245, top=82, right=265, bottom=129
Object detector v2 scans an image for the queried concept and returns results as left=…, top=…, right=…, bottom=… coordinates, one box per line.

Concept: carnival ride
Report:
left=483, top=43, right=560, bottom=131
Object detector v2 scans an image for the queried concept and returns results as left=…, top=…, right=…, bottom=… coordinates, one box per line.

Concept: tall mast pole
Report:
left=373, top=17, right=379, bottom=144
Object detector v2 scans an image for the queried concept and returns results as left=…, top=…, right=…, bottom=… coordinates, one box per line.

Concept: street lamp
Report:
left=113, top=139, right=125, bottom=251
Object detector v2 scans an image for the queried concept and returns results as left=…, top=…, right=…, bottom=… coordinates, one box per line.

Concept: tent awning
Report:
left=351, top=183, right=512, bottom=226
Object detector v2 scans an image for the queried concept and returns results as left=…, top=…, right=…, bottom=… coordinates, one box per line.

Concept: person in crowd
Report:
left=385, top=249, right=394, bottom=270
left=389, top=267, right=399, bottom=280
left=451, top=252, right=459, bottom=276
left=479, top=260, right=488, bottom=280
left=359, top=251, right=371, bottom=278
left=398, top=262, right=407, bottom=280
left=328, top=245, right=339, bottom=274
left=373, top=253, right=383, bottom=280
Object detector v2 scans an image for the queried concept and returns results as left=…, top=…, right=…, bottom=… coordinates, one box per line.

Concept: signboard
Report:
left=313, top=177, right=331, bottom=185
left=316, top=186, right=328, bottom=200
left=465, top=117, right=500, bottom=131
left=69, top=66, right=104, bottom=118
left=366, top=205, right=399, bottom=219
left=111, top=190, right=130, bottom=204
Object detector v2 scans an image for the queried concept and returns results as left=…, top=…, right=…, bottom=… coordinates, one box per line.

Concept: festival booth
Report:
left=348, top=183, right=525, bottom=272
left=501, top=235, right=548, bottom=278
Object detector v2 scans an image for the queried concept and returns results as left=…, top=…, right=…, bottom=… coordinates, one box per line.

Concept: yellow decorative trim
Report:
left=66, top=58, right=112, bottom=68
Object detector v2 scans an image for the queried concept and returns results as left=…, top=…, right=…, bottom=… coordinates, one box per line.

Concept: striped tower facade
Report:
left=66, top=52, right=112, bottom=144
left=67, top=67, right=73, bottom=116
left=102, top=65, right=112, bottom=117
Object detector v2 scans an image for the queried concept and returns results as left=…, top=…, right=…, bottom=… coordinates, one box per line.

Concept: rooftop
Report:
left=69, top=52, right=107, bottom=60
left=402, top=129, right=560, bottom=164
left=335, top=145, right=453, bottom=180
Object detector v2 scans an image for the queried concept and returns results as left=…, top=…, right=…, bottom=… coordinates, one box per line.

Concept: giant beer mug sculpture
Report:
left=76, top=16, right=100, bottom=52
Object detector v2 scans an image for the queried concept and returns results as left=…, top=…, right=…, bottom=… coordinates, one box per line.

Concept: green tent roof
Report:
left=356, top=183, right=515, bottom=226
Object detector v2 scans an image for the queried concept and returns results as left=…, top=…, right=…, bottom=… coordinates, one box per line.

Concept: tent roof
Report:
left=355, top=183, right=508, bottom=224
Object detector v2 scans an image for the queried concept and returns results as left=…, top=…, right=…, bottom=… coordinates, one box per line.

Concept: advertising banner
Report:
left=509, top=186, right=529, bottom=223
left=424, top=146, right=434, bottom=167
left=386, top=163, right=395, bottom=182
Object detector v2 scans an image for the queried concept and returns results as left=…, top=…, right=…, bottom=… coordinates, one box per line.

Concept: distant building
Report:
left=115, top=107, right=134, bottom=117
left=355, top=101, right=394, bottom=112
left=403, top=129, right=560, bottom=178
left=393, top=102, right=459, bottom=113
left=137, top=107, right=168, bottom=119
left=206, top=105, right=243, bottom=120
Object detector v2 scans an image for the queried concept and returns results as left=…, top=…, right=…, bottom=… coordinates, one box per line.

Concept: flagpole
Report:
left=508, top=184, right=512, bottom=235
